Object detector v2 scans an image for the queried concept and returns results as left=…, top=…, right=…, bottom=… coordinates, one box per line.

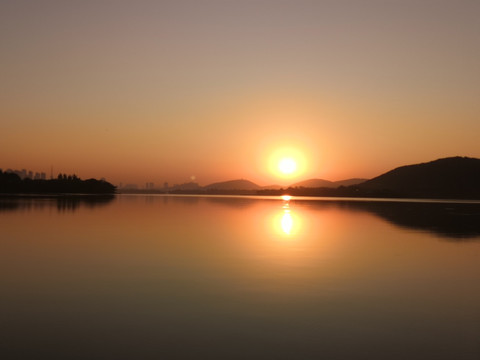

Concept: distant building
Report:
left=4, top=168, right=48, bottom=181
left=145, top=182, right=154, bottom=190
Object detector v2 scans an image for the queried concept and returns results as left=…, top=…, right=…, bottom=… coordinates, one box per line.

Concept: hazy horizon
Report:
left=2, top=164, right=368, bottom=187
left=2, top=1, right=480, bottom=186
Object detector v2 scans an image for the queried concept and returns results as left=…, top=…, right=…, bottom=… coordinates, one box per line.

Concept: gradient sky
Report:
left=1, top=0, right=479, bottom=186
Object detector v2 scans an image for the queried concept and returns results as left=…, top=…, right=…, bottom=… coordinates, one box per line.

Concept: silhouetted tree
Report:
left=1, top=171, right=115, bottom=194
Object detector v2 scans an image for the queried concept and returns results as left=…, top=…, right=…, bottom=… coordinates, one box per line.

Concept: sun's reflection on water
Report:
left=274, top=195, right=302, bottom=237
left=281, top=210, right=293, bottom=235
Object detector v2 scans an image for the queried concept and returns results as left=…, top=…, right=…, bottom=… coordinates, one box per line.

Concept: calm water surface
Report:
left=1, top=195, right=480, bottom=359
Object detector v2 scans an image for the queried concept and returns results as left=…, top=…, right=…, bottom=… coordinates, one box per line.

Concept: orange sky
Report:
left=1, top=0, right=479, bottom=186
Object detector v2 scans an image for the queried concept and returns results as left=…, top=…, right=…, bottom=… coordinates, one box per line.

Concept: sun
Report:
left=278, top=157, right=297, bottom=175
left=266, top=146, right=307, bottom=180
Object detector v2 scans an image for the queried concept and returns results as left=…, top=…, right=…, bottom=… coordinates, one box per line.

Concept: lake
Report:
left=1, top=195, right=480, bottom=359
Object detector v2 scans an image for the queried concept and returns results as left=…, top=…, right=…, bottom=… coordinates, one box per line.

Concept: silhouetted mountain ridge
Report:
left=357, top=156, right=480, bottom=198
left=117, top=156, right=480, bottom=199
left=291, top=178, right=367, bottom=188
left=204, top=179, right=261, bottom=190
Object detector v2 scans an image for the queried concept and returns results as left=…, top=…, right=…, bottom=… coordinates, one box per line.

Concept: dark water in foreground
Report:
left=1, top=195, right=480, bottom=359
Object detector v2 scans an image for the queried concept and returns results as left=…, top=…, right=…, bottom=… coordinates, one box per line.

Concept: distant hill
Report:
left=204, top=178, right=367, bottom=191
left=261, top=184, right=283, bottom=190
left=290, top=178, right=335, bottom=188
left=204, top=179, right=261, bottom=191
left=334, top=178, right=368, bottom=187
left=122, top=156, right=480, bottom=199
left=358, top=157, right=480, bottom=199
left=290, top=178, right=367, bottom=188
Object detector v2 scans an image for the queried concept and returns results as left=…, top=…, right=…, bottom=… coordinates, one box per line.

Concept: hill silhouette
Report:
left=258, top=156, right=480, bottom=199
left=290, top=178, right=334, bottom=188
left=115, top=156, right=480, bottom=199
left=291, top=178, right=367, bottom=188
left=334, top=178, right=369, bottom=187
left=357, top=157, right=480, bottom=199
left=201, top=178, right=367, bottom=191
left=204, top=179, right=261, bottom=191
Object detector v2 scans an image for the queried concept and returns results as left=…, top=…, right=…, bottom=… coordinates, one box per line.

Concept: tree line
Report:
left=0, top=170, right=116, bottom=194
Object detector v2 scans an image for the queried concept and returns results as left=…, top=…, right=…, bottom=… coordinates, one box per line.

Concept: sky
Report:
left=1, top=0, right=479, bottom=186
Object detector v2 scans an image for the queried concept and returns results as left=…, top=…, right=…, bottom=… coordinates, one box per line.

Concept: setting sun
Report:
left=278, top=158, right=297, bottom=175
left=267, top=146, right=308, bottom=180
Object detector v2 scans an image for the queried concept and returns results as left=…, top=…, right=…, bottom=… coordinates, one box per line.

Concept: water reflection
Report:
left=273, top=196, right=303, bottom=238
left=281, top=210, right=293, bottom=234
left=298, top=200, right=480, bottom=240
left=281, top=197, right=293, bottom=235
left=1, top=195, right=479, bottom=239
left=1, top=194, right=480, bottom=359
